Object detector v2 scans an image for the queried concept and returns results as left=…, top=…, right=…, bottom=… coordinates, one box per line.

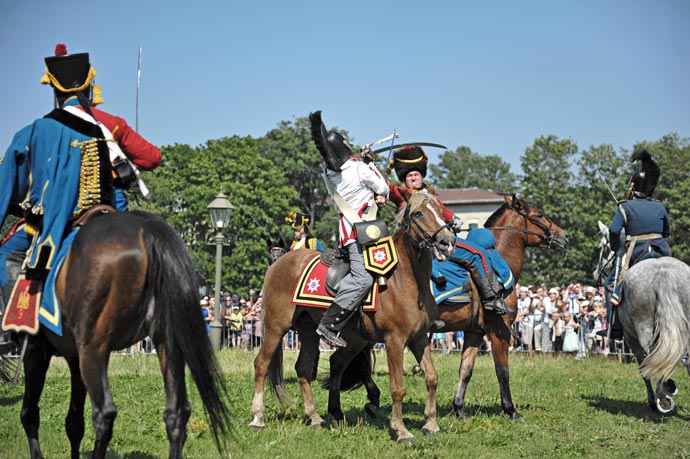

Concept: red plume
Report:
left=55, top=44, right=68, bottom=56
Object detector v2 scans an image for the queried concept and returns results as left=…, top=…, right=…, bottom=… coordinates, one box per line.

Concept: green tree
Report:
left=133, top=136, right=297, bottom=297
left=428, top=146, right=517, bottom=193
left=518, top=135, right=579, bottom=286
left=572, top=144, right=629, bottom=284
left=258, top=117, right=348, bottom=246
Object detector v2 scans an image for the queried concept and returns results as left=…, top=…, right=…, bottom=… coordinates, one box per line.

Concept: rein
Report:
left=401, top=199, right=452, bottom=252
left=487, top=204, right=557, bottom=248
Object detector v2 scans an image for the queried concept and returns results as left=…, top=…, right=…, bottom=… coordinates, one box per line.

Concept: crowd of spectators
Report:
left=512, top=282, right=626, bottom=358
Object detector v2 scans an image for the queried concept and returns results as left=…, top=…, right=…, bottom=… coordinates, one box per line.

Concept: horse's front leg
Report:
left=452, top=331, right=483, bottom=419
left=408, top=335, right=439, bottom=436
left=65, top=356, right=87, bottom=459
left=20, top=335, right=52, bottom=459
left=384, top=336, right=414, bottom=443
left=156, top=345, right=191, bottom=459
left=487, top=330, right=522, bottom=421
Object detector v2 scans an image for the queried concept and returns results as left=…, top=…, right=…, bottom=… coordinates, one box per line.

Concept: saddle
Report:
left=321, top=249, right=349, bottom=296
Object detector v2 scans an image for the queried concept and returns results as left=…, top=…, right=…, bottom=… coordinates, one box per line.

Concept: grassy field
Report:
left=1, top=349, right=688, bottom=459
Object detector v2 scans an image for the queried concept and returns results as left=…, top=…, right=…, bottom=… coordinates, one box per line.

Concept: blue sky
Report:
left=1, top=0, right=688, bottom=173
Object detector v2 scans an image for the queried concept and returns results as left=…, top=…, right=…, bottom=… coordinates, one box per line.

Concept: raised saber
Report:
left=595, top=166, right=618, bottom=204
left=136, top=44, right=142, bottom=132
left=132, top=44, right=150, bottom=199
left=370, top=141, right=447, bottom=155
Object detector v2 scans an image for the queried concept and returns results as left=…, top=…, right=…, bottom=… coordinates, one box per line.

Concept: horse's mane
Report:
left=484, top=203, right=510, bottom=228
left=394, top=192, right=437, bottom=227
left=483, top=199, right=533, bottom=228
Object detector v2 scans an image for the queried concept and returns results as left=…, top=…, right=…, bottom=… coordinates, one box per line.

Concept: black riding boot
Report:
left=451, top=258, right=513, bottom=314
left=316, top=302, right=357, bottom=348
left=474, top=274, right=513, bottom=314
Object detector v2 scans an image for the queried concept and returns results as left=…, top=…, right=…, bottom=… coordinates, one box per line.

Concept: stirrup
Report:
left=430, top=320, right=446, bottom=331
left=316, top=323, right=347, bottom=348
left=483, top=297, right=514, bottom=314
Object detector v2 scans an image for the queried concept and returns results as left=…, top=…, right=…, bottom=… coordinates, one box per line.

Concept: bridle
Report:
left=487, top=202, right=558, bottom=248
left=594, top=233, right=615, bottom=287
left=268, top=246, right=287, bottom=265
left=400, top=197, right=453, bottom=251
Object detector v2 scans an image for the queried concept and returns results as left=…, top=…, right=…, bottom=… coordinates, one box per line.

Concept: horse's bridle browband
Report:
left=401, top=200, right=452, bottom=251
left=486, top=203, right=556, bottom=248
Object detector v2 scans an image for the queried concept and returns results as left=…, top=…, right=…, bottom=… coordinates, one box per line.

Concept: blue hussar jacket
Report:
left=609, top=198, right=671, bottom=266
left=0, top=109, right=111, bottom=271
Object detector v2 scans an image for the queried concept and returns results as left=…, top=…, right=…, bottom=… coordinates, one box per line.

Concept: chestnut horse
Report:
left=328, top=195, right=568, bottom=421
left=18, top=211, right=231, bottom=459
left=436, top=195, right=568, bottom=419
left=249, top=192, right=455, bottom=443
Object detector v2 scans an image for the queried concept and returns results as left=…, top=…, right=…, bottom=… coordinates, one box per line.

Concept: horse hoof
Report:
left=453, top=408, right=467, bottom=419
left=656, top=395, right=675, bottom=414
left=509, top=412, right=524, bottom=422
left=422, top=421, right=440, bottom=437
left=306, top=416, right=327, bottom=428
left=395, top=434, right=416, bottom=444
left=248, top=422, right=264, bottom=432
left=365, top=403, right=379, bottom=418
left=411, top=364, right=423, bottom=375
left=663, top=379, right=679, bottom=397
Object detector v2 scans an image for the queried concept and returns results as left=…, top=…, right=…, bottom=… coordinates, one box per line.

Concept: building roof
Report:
left=435, top=188, right=506, bottom=205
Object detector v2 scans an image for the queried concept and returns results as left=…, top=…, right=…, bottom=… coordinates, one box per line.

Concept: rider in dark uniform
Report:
left=600, top=150, right=671, bottom=339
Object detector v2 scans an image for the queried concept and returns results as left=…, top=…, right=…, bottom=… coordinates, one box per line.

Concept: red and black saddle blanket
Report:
left=2, top=274, right=42, bottom=335
left=291, top=254, right=379, bottom=311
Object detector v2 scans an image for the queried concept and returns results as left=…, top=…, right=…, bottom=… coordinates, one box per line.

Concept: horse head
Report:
left=266, top=237, right=287, bottom=265
left=397, top=192, right=455, bottom=261
left=487, top=195, right=569, bottom=251
left=593, top=220, right=614, bottom=287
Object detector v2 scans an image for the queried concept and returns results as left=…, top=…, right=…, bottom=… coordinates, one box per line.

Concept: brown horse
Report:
left=249, top=192, right=455, bottom=443
left=323, top=195, right=568, bottom=422
left=17, top=211, right=231, bottom=459
left=436, top=195, right=568, bottom=419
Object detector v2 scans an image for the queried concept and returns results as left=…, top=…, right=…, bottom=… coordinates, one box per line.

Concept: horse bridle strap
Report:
left=402, top=204, right=452, bottom=251
left=486, top=204, right=555, bottom=247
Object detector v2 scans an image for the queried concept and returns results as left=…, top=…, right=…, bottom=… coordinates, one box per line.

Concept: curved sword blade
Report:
left=371, top=142, right=448, bottom=155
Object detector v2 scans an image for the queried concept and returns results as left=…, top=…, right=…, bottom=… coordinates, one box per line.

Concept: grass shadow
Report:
left=581, top=394, right=690, bottom=422
left=0, top=394, right=22, bottom=406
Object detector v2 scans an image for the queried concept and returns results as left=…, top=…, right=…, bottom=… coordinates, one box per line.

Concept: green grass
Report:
left=1, top=350, right=689, bottom=458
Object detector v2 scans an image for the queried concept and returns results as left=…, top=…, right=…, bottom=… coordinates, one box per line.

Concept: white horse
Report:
left=595, top=221, right=690, bottom=413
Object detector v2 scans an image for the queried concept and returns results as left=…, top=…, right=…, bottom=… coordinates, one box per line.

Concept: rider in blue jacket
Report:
left=601, top=150, right=671, bottom=340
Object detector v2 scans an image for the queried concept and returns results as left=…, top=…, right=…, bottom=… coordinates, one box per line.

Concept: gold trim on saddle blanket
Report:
left=1, top=274, right=42, bottom=335
left=291, top=254, right=378, bottom=310
left=362, top=235, right=398, bottom=276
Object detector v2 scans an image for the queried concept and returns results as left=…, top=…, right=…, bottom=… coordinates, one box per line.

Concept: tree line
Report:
left=110, top=120, right=690, bottom=295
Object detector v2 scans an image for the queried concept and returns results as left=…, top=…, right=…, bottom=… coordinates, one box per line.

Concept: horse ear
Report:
left=506, top=194, right=524, bottom=209
left=399, top=187, right=413, bottom=203
left=266, top=237, right=272, bottom=248
left=279, top=238, right=287, bottom=249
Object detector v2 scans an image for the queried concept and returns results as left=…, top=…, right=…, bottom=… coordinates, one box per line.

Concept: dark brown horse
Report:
left=19, top=211, right=231, bottom=459
left=249, top=192, right=455, bottom=443
left=435, top=195, right=568, bottom=419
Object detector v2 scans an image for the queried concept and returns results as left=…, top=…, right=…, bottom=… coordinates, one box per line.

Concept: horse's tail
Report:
left=322, top=345, right=374, bottom=391
left=267, top=343, right=294, bottom=407
left=638, top=276, right=690, bottom=382
left=142, top=213, right=231, bottom=449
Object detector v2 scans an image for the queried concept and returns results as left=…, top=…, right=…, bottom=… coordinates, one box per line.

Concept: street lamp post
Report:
left=207, top=191, right=234, bottom=352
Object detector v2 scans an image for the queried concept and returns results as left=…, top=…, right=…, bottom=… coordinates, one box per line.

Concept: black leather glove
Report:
left=432, top=275, right=447, bottom=288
